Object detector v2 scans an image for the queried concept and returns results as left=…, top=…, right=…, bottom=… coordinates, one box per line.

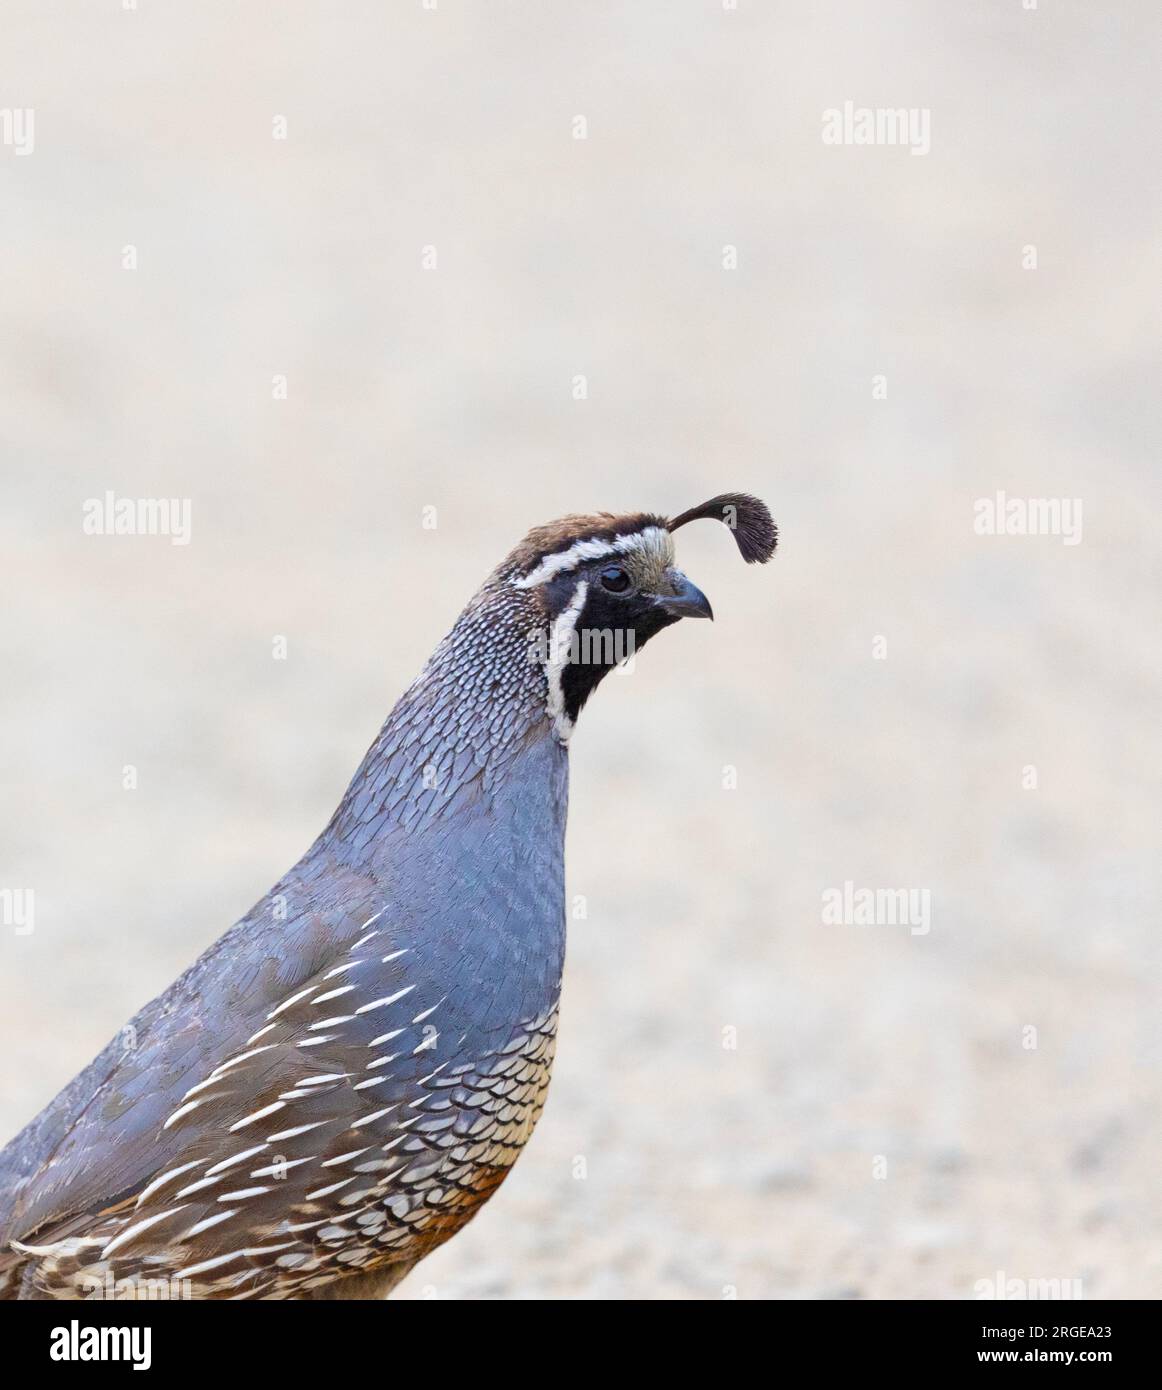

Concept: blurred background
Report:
left=2, top=1, right=1160, bottom=1298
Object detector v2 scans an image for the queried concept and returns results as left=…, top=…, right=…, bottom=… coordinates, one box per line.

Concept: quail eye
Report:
left=599, top=564, right=631, bottom=594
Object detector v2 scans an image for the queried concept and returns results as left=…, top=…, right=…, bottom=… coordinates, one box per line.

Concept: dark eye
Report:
left=599, top=564, right=631, bottom=593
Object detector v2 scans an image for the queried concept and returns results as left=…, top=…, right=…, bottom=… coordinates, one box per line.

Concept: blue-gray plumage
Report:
left=0, top=494, right=775, bottom=1299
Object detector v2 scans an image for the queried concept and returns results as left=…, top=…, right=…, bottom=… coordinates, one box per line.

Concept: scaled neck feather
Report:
left=326, top=575, right=561, bottom=848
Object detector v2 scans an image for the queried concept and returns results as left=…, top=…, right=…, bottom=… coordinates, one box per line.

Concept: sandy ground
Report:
left=2, top=2, right=1161, bottom=1298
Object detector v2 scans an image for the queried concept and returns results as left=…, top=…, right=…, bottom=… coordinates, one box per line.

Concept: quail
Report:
left=0, top=493, right=776, bottom=1300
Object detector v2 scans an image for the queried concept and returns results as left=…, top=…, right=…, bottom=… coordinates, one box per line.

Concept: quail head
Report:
left=0, top=492, right=776, bottom=1300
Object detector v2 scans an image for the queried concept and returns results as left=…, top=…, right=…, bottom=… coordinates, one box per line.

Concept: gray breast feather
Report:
left=0, top=735, right=568, bottom=1293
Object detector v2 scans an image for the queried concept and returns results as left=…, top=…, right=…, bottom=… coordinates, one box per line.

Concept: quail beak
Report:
left=657, top=569, right=714, bottom=621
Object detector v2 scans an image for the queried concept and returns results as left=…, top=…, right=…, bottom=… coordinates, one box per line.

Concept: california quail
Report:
left=0, top=493, right=776, bottom=1300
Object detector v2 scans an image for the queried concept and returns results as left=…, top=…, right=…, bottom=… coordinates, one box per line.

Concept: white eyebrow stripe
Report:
left=513, top=526, right=671, bottom=589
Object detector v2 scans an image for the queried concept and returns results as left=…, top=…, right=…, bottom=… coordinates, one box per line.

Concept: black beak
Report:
left=657, top=569, right=714, bottom=621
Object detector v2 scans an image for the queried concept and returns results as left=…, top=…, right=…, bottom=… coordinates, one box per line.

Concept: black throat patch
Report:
left=545, top=573, right=678, bottom=727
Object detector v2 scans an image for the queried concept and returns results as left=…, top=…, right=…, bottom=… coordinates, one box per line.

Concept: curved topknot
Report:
left=666, top=492, right=777, bottom=564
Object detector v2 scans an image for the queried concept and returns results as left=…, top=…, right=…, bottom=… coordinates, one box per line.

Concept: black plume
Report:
left=667, top=492, right=777, bottom=563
